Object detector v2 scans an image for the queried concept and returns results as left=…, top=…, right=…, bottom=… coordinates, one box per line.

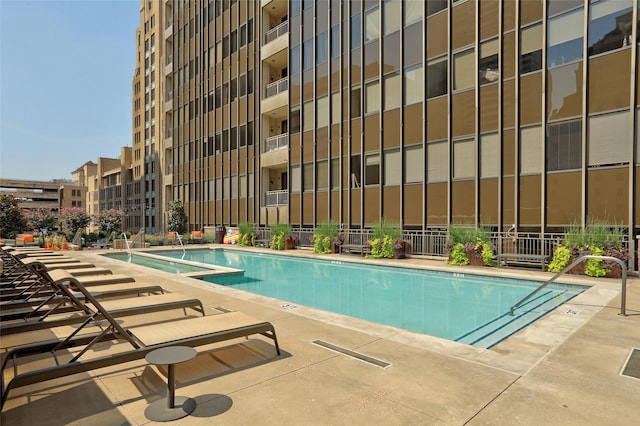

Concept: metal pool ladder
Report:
left=510, top=255, right=628, bottom=316
left=175, top=233, right=186, bottom=256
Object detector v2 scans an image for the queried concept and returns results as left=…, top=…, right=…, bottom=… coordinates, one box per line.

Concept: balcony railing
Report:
left=265, top=20, right=288, bottom=44
left=265, top=189, right=288, bottom=206
left=264, top=133, right=288, bottom=153
left=265, top=77, right=288, bottom=98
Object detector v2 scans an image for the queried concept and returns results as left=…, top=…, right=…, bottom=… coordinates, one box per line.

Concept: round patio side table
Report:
left=144, top=346, right=197, bottom=422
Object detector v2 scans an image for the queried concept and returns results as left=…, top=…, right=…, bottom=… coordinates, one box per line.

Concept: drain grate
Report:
left=621, top=348, right=640, bottom=380
left=312, top=340, right=391, bottom=368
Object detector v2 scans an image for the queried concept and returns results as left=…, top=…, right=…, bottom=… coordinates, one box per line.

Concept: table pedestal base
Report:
left=145, top=396, right=197, bottom=422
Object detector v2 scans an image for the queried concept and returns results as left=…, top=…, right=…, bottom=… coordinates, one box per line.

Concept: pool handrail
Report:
left=122, top=233, right=131, bottom=256
left=175, top=232, right=186, bottom=256
left=510, top=255, right=627, bottom=317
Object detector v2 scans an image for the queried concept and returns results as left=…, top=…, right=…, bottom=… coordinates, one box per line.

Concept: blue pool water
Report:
left=121, top=248, right=587, bottom=349
left=102, top=252, right=212, bottom=274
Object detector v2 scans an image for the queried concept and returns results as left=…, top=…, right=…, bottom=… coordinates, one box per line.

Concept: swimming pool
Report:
left=114, top=248, right=587, bottom=349
left=102, top=252, right=215, bottom=274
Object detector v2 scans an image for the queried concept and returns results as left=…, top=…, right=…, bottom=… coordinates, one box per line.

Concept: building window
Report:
left=291, top=166, right=301, bottom=193
left=239, top=175, right=247, bottom=198
left=404, top=0, right=423, bottom=26
left=331, top=25, right=340, bottom=58
left=291, top=45, right=300, bottom=75
left=427, top=142, right=448, bottom=182
left=588, top=0, right=633, bottom=56
left=365, top=79, right=380, bottom=114
left=351, top=86, right=361, bottom=118
left=384, top=72, right=401, bottom=110
left=291, top=107, right=301, bottom=133
left=427, top=0, right=447, bottom=16
left=331, top=158, right=340, bottom=189
left=331, top=91, right=341, bottom=124
left=406, top=145, right=424, bottom=183
left=216, top=178, right=222, bottom=200
left=351, top=14, right=361, bottom=49
left=317, top=95, right=329, bottom=128
left=316, top=160, right=329, bottom=190
left=521, top=24, right=543, bottom=74
left=303, top=100, right=315, bottom=132
left=303, top=163, right=314, bottom=191
left=520, top=126, right=543, bottom=175
left=588, top=111, right=629, bottom=167
left=404, top=64, right=423, bottom=105
left=546, top=120, right=582, bottom=171
left=480, top=133, right=499, bottom=178
left=479, top=39, right=499, bottom=85
left=547, top=7, right=584, bottom=68
left=303, top=38, right=314, bottom=71
left=317, top=31, right=329, bottom=64
left=351, top=154, right=362, bottom=188
left=453, top=48, right=475, bottom=90
left=365, top=154, right=380, bottom=185
left=364, top=6, right=380, bottom=43
left=384, top=149, right=401, bottom=185
left=426, top=57, right=447, bottom=98
left=383, top=0, right=401, bottom=35
left=453, top=139, right=475, bottom=180
left=231, top=176, right=238, bottom=198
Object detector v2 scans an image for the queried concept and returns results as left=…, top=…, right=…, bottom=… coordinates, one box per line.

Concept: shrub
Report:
left=0, top=195, right=27, bottom=238
left=312, top=222, right=341, bottom=254
left=584, top=246, right=606, bottom=277
left=548, top=246, right=572, bottom=272
left=238, top=223, right=255, bottom=246
left=93, top=208, right=126, bottom=234
left=269, top=223, right=292, bottom=250
left=447, top=243, right=470, bottom=265
left=60, top=208, right=91, bottom=235
left=371, top=219, right=402, bottom=240
left=167, top=201, right=187, bottom=233
left=25, top=207, right=58, bottom=231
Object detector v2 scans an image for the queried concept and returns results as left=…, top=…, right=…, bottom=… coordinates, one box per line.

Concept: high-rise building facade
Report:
left=155, top=0, right=640, bottom=235
left=133, top=0, right=165, bottom=233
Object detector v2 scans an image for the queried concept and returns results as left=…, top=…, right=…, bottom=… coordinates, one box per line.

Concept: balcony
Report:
left=265, top=20, right=288, bottom=45
left=265, top=77, right=288, bottom=98
left=265, top=189, right=288, bottom=206
left=264, top=133, right=288, bottom=153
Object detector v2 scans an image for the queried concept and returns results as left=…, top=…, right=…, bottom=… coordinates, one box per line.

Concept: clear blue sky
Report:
left=0, top=0, right=139, bottom=182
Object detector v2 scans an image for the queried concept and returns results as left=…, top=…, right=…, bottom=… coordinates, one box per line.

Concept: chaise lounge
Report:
left=0, top=270, right=281, bottom=410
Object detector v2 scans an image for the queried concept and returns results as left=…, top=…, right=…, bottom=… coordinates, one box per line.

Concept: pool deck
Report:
left=2, top=245, right=639, bottom=425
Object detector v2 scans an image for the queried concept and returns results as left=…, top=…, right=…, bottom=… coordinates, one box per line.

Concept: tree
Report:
left=167, top=201, right=187, bottom=233
left=25, top=208, right=58, bottom=231
left=93, top=209, right=126, bottom=235
left=60, top=207, right=91, bottom=235
left=0, top=194, right=27, bottom=238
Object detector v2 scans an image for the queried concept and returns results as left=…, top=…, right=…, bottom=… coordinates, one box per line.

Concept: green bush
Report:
left=238, top=223, right=255, bottom=246
left=368, top=236, right=394, bottom=259
left=548, top=246, right=572, bottom=272
left=269, top=223, right=292, bottom=250
left=447, top=243, right=470, bottom=265
left=371, top=219, right=402, bottom=240
left=312, top=222, right=340, bottom=254
left=584, top=246, right=607, bottom=277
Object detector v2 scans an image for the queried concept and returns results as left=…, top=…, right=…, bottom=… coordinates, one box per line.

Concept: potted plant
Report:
left=446, top=225, right=496, bottom=266
left=549, top=222, right=630, bottom=278
left=312, top=222, right=342, bottom=254
left=238, top=223, right=255, bottom=246
left=367, top=219, right=408, bottom=259
left=270, top=223, right=294, bottom=250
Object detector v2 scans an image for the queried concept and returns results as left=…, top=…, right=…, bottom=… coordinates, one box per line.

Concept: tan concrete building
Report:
left=132, top=0, right=166, bottom=234
left=0, top=178, right=67, bottom=211
left=124, top=0, right=639, bottom=261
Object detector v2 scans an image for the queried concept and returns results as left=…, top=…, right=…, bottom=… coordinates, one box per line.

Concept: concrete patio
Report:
left=2, top=246, right=639, bottom=425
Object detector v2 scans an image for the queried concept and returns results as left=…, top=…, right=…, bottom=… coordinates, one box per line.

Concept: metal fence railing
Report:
left=265, top=20, right=289, bottom=44
left=250, top=226, right=632, bottom=268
